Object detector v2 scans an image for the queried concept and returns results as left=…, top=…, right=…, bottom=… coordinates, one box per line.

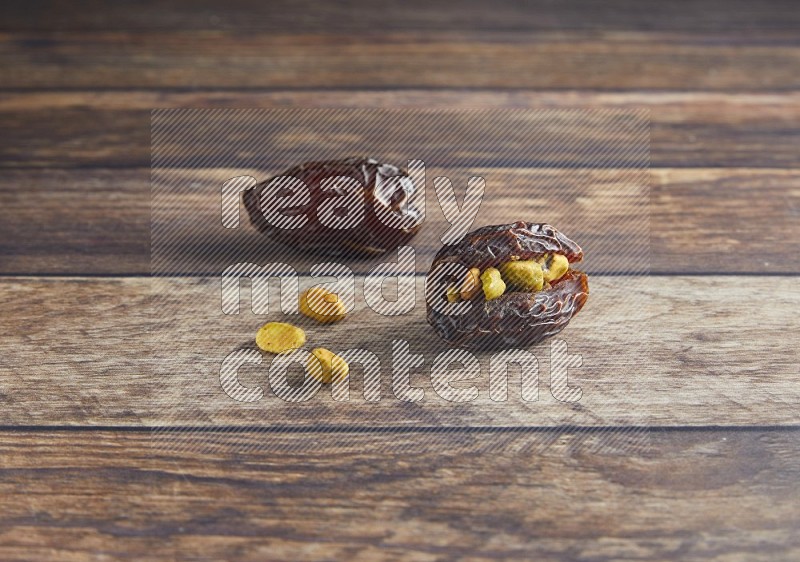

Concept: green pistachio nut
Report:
left=537, top=253, right=569, bottom=283
left=499, top=260, right=544, bottom=292
left=480, top=267, right=507, bottom=300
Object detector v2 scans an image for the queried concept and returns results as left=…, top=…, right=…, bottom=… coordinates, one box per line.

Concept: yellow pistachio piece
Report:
left=255, top=322, right=306, bottom=354
left=299, top=287, right=347, bottom=323
left=480, top=267, right=506, bottom=300
left=445, top=285, right=461, bottom=303
left=306, top=347, right=349, bottom=384
left=537, top=253, right=570, bottom=282
left=459, top=267, right=482, bottom=301
left=499, top=260, right=544, bottom=291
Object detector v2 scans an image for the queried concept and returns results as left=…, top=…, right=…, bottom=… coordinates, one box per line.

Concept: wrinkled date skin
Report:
left=243, top=157, right=422, bottom=255
left=426, top=221, right=589, bottom=349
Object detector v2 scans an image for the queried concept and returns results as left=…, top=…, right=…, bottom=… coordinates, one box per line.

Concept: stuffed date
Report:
left=244, top=157, right=422, bottom=255
left=426, top=221, right=589, bottom=349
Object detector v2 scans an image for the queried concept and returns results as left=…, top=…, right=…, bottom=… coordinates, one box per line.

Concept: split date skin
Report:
left=427, top=221, right=590, bottom=349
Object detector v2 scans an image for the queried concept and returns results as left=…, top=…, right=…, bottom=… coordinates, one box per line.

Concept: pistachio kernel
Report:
left=255, top=322, right=306, bottom=354
left=445, top=286, right=461, bottom=303
left=537, top=253, right=570, bottom=283
left=299, top=287, right=347, bottom=323
left=306, top=347, right=349, bottom=384
left=459, top=267, right=482, bottom=301
left=499, top=260, right=544, bottom=292
left=480, top=267, right=506, bottom=300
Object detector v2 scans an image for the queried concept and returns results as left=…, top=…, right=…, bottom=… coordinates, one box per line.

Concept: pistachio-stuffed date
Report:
left=244, top=157, right=422, bottom=255
left=426, top=221, right=589, bottom=349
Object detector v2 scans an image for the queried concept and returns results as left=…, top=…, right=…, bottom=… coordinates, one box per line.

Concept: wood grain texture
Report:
left=2, top=91, right=798, bottom=168
left=0, top=429, right=798, bottom=561
left=1, top=276, right=797, bottom=427
left=2, top=0, right=799, bottom=32
left=1, top=31, right=800, bottom=91
left=0, top=169, right=150, bottom=274
left=2, top=167, right=797, bottom=275
left=147, top=108, right=651, bottom=170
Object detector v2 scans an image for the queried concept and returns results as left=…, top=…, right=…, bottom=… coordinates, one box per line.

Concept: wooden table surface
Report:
left=1, top=1, right=799, bottom=560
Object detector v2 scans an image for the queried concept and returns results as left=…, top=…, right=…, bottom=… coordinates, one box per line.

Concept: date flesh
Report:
left=426, top=221, right=589, bottom=349
left=243, top=157, right=422, bottom=255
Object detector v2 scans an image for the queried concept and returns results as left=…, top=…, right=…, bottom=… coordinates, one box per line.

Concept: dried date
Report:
left=243, top=157, right=422, bottom=255
left=426, top=221, right=589, bottom=349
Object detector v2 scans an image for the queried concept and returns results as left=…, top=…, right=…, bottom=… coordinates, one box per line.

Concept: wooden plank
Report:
left=2, top=168, right=797, bottom=275
left=1, top=276, right=797, bottom=427
left=2, top=31, right=800, bottom=91
left=0, top=169, right=150, bottom=275
left=3, top=0, right=799, bottom=32
left=146, top=108, right=652, bottom=170
left=0, top=428, right=798, bottom=561
left=1, top=91, right=798, bottom=168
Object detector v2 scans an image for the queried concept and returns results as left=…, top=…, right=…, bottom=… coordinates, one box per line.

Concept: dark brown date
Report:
left=243, top=157, right=422, bottom=255
left=426, top=221, right=589, bottom=349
